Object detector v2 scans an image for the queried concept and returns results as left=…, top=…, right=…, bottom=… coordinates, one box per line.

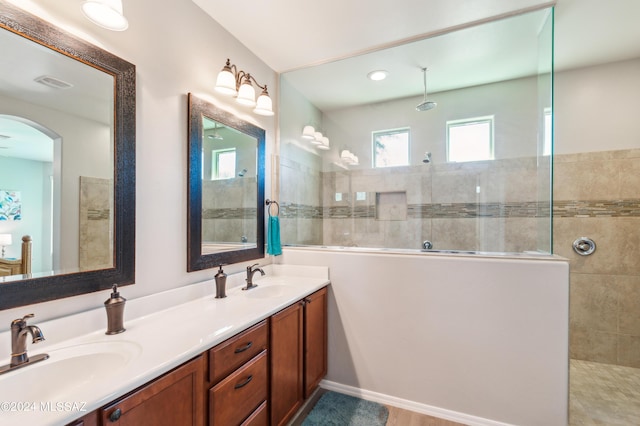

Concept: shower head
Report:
left=416, top=101, right=437, bottom=112
left=238, top=168, right=248, bottom=177
left=422, top=152, right=432, bottom=163
left=416, top=67, right=437, bottom=112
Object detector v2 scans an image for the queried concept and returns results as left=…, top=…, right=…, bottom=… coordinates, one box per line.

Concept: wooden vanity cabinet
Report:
left=270, top=287, right=328, bottom=426
left=99, top=355, right=204, bottom=425
left=303, top=287, right=328, bottom=398
left=66, top=411, right=98, bottom=426
left=207, top=320, right=268, bottom=426
left=66, top=288, right=327, bottom=426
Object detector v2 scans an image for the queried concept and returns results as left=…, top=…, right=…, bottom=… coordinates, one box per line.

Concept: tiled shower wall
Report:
left=554, top=148, right=640, bottom=367
left=280, top=155, right=550, bottom=253
left=202, top=177, right=257, bottom=243
left=281, top=147, right=640, bottom=367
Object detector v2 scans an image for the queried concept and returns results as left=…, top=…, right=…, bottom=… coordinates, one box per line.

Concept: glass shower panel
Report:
left=279, top=7, right=555, bottom=254
left=536, top=8, right=554, bottom=254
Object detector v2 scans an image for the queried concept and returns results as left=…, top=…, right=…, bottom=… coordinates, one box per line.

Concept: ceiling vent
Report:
left=34, top=75, right=74, bottom=90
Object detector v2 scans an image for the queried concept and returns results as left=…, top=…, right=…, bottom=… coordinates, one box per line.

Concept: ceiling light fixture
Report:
left=215, top=59, right=274, bottom=116
left=367, top=70, right=388, bottom=81
left=81, top=0, right=129, bottom=31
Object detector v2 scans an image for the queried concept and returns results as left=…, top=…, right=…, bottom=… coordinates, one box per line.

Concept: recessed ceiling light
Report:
left=367, top=70, right=388, bottom=81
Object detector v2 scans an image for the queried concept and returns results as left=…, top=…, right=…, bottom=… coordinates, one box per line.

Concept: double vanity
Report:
left=0, top=265, right=329, bottom=426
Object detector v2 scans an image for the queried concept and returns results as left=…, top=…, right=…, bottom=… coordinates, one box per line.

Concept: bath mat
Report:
left=302, top=391, right=389, bottom=426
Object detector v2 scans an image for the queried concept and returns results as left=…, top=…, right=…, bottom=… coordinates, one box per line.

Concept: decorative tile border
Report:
left=277, top=200, right=640, bottom=220
left=553, top=200, right=640, bottom=218
left=202, top=208, right=257, bottom=219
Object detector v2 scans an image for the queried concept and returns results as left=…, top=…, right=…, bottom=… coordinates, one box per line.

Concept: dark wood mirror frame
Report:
left=0, top=1, right=135, bottom=309
left=187, top=93, right=265, bottom=271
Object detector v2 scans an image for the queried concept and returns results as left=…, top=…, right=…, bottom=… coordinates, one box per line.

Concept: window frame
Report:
left=211, top=147, right=237, bottom=180
left=372, top=127, right=411, bottom=168
left=446, top=116, right=495, bottom=163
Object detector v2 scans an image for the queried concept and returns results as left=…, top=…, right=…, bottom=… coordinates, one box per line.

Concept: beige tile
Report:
left=377, top=192, right=407, bottom=221
left=617, top=335, right=640, bottom=368
left=616, top=275, right=640, bottom=336
left=570, top=359, right=640, bottom=425
left=553, top=217, right=640, bottom=276
left=554, top=158, right=623, bottom=201
left=619, top=157, right=640, bottom=199
left=431, top=219, right=479, bottom=251
left=570, top=327, right=617, bottom=364
left=384, top=219, right=423, bottom=250
left=432, top=169, right=486, bottom=204
left=569, top=273, right=617, bottom=333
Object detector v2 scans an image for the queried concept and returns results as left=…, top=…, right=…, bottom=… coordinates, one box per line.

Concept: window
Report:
left=212, top=148, right=236, bottom=179
left=373, top=128, right=410, bottom=168
left=446, top=116, right=494, bottom=162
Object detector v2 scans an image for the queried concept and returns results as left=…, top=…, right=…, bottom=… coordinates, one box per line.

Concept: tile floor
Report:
left=293, top=362, right=640, bottom=426
left=570, top=359, right=640, bottom=425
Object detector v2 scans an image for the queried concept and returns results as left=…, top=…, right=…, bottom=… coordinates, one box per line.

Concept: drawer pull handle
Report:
left=109, top=408, right=122, bottom=422
left=235, top=375, right=253, bottom=389
left=234, top=341, right=253, bottom=353
left=304, top=297, right=312, bottom=304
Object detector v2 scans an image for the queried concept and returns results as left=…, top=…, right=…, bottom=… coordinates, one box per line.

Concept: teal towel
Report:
left=267, top=215, right=282, bottom=256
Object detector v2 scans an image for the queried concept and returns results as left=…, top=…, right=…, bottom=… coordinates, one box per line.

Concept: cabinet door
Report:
left=304, top=287, right=328, bottom=398
left=270, top=302, right=304, bottom=426
left=101, top=356, right=204, bottom=426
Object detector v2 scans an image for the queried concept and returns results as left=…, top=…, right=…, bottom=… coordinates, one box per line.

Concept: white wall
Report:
left=279, top=248, right=569, bottom=426
left=0, top=0, right=276, bottom=324
left=555, top=57, right=640, bottom=155
left=0, top=156, right=48, bottom=272
left=0, top=95, right=111, bottom=271
left=318, top=76, right=540, bottom=169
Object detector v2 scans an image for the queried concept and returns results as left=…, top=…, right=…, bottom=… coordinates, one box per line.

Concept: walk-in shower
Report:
left=278, top=7, right=553, bottom=255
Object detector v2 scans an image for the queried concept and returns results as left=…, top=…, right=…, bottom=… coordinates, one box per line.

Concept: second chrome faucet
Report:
left=243, top=263, right=265, bottom=290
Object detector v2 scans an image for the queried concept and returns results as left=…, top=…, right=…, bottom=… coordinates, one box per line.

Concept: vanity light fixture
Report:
left=81, top=0, right=129, bottom=31
left=215, top=59, right=274, bottom=116
left=311, top=131, right=323, bottom=145
left=317, top=136, right=330, bottom=150
left=367, top=70, right=388, bottom=81
left=302, top=125, right=315, bottom=140
left=0, top=234, right=12, bottom=258
left=341, top=150, right=359, bottom=166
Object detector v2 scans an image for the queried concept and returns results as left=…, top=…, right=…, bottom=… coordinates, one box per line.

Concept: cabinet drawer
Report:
left=241, top=401, right=268, bottom=426
left=209, top=320, right=268, bottom=384
left=209, top=351, right=267, bottom=426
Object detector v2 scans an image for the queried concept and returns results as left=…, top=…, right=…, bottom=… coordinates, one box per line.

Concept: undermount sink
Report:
left=0, top=340, right=141, bottom=402
left=244, top=284, right=288, bottom=299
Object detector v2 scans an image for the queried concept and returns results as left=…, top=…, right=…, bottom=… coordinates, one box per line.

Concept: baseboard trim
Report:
left=319, top=380, right=515, bottom=426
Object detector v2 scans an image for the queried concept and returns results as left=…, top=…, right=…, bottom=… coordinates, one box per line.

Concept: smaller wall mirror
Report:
left=187, top=93, right=265, bottom=270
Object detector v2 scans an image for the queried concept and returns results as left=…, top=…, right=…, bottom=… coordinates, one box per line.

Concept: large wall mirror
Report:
left=0, top=1, right=135, bottom=309
left=188, top=93, right=264, bottom=270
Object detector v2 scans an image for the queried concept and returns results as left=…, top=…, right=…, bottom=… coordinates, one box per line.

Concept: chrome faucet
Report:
left=0, top=314, right=49, bottom=374
left=243, top=263, right=265, bottom=290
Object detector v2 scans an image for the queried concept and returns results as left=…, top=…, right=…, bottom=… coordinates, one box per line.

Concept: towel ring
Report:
left=266, top=199, right=280, bottom=217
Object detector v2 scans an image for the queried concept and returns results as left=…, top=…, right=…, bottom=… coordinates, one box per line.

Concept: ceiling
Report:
left=0, top=20, right=113, bottom=161
left=193, top=0, right=640, bottom=111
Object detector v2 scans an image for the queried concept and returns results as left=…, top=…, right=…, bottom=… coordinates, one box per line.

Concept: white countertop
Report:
left=0, top=264, right=329, bottom=426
